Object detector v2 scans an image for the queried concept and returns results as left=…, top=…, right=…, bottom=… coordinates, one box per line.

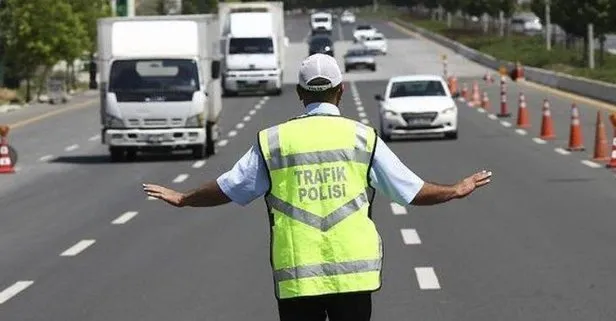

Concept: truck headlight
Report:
left=186, top=114, right=204, bottom=128
left=442, top=106, right=456, bottom=114
left=105, top=114, right=125, bottom=128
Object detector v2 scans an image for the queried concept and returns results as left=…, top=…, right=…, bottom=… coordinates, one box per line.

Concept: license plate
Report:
left=146, top=134, right=164, bottom=143
left=406, top=118, right=432, bottom=126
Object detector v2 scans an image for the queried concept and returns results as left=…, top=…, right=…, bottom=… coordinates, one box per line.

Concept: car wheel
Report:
left=371, top=65, right=376, bottom=72
left=192, top=144, right=207, bottom=159
left=379, top=122, right=392, bottom=142
left=445, top=130, right=458, bottom=140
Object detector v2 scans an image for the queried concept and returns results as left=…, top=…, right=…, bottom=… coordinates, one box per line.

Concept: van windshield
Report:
left=109, top=59, right=200, bottom=93
left=229, top=37, right=274, bottom=54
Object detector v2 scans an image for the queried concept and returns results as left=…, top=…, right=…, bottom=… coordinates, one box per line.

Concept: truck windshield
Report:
left=229, top=38, right=274, bottom=54
left=109, top=59, right=200, bottom=93
left=313, top=17, right=329, bottom=23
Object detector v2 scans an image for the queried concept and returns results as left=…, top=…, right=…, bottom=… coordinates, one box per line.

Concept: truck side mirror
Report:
left=211, top=60, right=221, bottom=80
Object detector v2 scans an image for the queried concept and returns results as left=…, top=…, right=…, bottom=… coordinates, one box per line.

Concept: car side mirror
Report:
left=374, top=94, right=383, bottom=101
left=211, top=60, right=221, bottom=80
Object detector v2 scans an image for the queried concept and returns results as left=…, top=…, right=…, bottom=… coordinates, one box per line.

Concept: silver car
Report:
left=343, top=48, right=376, bottom=72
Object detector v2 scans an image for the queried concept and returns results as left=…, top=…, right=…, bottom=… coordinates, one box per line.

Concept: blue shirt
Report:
left=216, top=102, right=425, bottom=206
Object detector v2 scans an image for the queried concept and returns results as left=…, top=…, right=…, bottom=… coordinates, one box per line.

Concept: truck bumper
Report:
left=103, top=128, right=206, bottom=149
left=223, top=71, right=282, bottom=93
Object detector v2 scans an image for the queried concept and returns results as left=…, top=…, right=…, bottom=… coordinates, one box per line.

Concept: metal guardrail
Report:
left=394, top=18, right=616, bottom=106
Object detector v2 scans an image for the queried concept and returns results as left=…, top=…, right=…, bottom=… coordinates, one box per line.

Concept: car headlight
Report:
left=105, top=114, right=125, bottom=128
left=186, top=113, right=205, bottom=127
left=442, top=106, right=456, bottom=114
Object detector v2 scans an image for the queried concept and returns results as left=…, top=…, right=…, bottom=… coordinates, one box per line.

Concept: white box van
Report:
left=310, top=12, right=333, bottom=35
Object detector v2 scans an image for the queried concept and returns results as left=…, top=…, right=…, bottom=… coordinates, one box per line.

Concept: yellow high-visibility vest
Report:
left=258, top=115, right=382, bottom=299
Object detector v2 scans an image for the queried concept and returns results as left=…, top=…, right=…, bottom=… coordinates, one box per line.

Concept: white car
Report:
left=353, top=24, right=377, bottom=42
left=361, top=33, right=387, bottom=55
left=375, top=75, right=458, bottom=141
left=310, top=12, right=333, bottom=35
left=340, top=11, right=356, bottom=24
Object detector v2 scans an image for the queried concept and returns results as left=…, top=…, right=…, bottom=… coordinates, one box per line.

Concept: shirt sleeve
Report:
left=216, top=144, right=270, bottom=206
left=369, top=136, right=425, bottom=205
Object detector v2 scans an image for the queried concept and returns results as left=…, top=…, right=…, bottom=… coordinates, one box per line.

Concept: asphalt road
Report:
left=0, top=16, right=615, bottom=321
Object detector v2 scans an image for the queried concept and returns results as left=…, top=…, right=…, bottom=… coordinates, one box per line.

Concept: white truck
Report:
left=97, top=15, right=222, bottom=162
left=219, top=2, right=287, bottom=96
left=310, top=12, right=333, bottom=35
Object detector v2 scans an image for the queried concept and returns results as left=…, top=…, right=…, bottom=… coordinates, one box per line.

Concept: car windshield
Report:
left=356, top=25, right=372, bottom=30
left=310, top=37, right=332, bottom=46
left=313, top=17, right=329, bottom=22
left=109, top=59, right=199, bottom=93
left=346, top=50, right=371, bottom=57
left=389, top=80, right=446, bottom=98
left=229, top=37, right=274, bottom=54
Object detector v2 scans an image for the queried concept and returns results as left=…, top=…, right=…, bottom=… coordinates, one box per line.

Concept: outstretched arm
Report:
left=143, top=181, right=231, bottom=208
left=410, top=170, right=492, bottom=206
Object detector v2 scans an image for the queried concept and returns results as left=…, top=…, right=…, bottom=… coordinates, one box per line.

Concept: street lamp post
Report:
left=545, top=0, right=551, bottom=51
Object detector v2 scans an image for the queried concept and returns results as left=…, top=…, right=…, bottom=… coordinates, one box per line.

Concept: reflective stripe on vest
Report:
left=259, top=116, right=382, bottom=299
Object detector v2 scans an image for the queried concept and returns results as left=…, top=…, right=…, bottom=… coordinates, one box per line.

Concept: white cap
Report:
left=298, top=54, right=343, bottom=91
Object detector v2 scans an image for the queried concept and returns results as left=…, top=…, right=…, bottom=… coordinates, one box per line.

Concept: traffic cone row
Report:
left=0, top=125, right=15, bottom=174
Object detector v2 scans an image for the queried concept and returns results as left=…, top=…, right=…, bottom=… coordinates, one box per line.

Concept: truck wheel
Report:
left=125, top=149, right=137, bottom=161
left=109, top=147, right=125, bottom=162
left=205, top=123, right=217, bottom=157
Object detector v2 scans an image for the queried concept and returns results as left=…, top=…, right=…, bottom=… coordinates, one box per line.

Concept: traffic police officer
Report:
left=143, top=53, right=492, bottom=321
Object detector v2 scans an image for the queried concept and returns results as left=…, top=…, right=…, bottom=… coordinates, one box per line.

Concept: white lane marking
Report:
left=476, top=108, right=486, bottom=113
left=500, top=121, right=512, bottom=127
left=228, top=130, right=237, bottom=137
left=357, top=106, right=364, bottom=112
left=255, top=104, right=262, bottom=110
left=355, top=101, right=363, bottom=107
left=487, top=114, right=498, bottom=120
left=60, top=240, right=96, bottom=257
left=112, top=211, right=138, bottom=225
left=0, top=281, right=34, bottom=305
left=88, top=134, right=101, bottom=142
left=390, top=203, right=408, bottom=215
left=554, top=148, right=571, bottom=155
left=192, top=160, right=206, bottom=169
left=581, top=160, right=602, bottom=168
left=173, top=174, right=189, bottom=183
left=236, top=123, right=245, bottom=129
left=65, top=144, right=79, bottom=152
left=217, top=139, right=229, bottom=147
left=415, top=267, right=441, bottom=290
left=249, top=110, right=256, bottom=115
left=39, top=155, right=54, bottom=162
left=515, top=129, right=527, bottom=136
left=147, top=196, right=156, bottom=200
left=358, top=112, right=367, bottom=118
left=262, top=96, right=270, bottom=101
left=532, top=137, right=547, bottom=144
left=243, top=116, right=251, bottom=122
left=361, top=119, right=370, bottom=125
left=400, top=229, right=421, bottom=245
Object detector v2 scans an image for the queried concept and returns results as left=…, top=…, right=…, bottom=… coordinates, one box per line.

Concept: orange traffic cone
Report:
left=448, top=76, right=458, bottom=97
left=567, top=103, right=584, bottom=151
left=608, top=113, right=616, bottom=168
left=481, top=92, right=490, bottom=110
left=0, top=125, right=15, bottom=174
left=471, top=81, right=480, bottom=107
left=460, top=83, right=468, bottom=102
left=592, top=111, right=609, bottom=161
left=539, top=99, right=556, bottom=140
left=516, top=93, right=530, bottom=128
left=483, top=72, right=493, bottom=84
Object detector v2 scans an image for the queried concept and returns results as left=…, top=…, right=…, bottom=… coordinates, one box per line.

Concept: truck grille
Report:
left=126, top=118, right=184, bottom=128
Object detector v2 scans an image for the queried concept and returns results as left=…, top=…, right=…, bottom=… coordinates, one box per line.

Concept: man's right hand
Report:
left=454, top=170, right=492, bottom=199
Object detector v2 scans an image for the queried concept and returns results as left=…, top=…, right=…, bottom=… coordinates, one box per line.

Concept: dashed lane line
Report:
left=358, top=112, right=367, bottom=118
left=487, top=114, right=498, bottom=120
left=532, top=137, right=547, bottom=144
left=415, top=267, right=441, bottom=290
left=192, top=160, right=206, bottom=169
left=218, top=139, right=229, bottom=147
left=500, top=120, right=512, bottom=127
left=228, top=130, right=238, bottom=137
left=243, top=116, right=251, bottom=122
left=400, top=229, right=421, bottom=245
left=390, top=202, right=408, bottom=215
left=39, top=155, right=54, bottom=162
left=88, top=134, right=101, bottom=142
left=554, top=147, right=571, bottom=155
left=249, top=110, right=256, bottom=115
left=172, top=174, right=189, bottom=183
left=0, top=281, right=34, bottom=305
left=112, top=211, right=138, bottom=225
left=581, top=160, right=602, bottom=168
left=60, top=240, right=96, bottom=257
left=515, top=129, right=527, bottom=136
left=236, top=123, right=245, bottom=129
left=65, top=144, right=79, bottom=152
left=361, top=119, right=370, bottom=125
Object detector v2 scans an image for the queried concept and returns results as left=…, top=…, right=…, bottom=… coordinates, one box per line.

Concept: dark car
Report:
left=308, top=35, right=334, bottom=57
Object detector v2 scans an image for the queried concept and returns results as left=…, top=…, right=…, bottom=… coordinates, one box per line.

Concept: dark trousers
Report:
left=277, top=291, right=372, bottom=321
